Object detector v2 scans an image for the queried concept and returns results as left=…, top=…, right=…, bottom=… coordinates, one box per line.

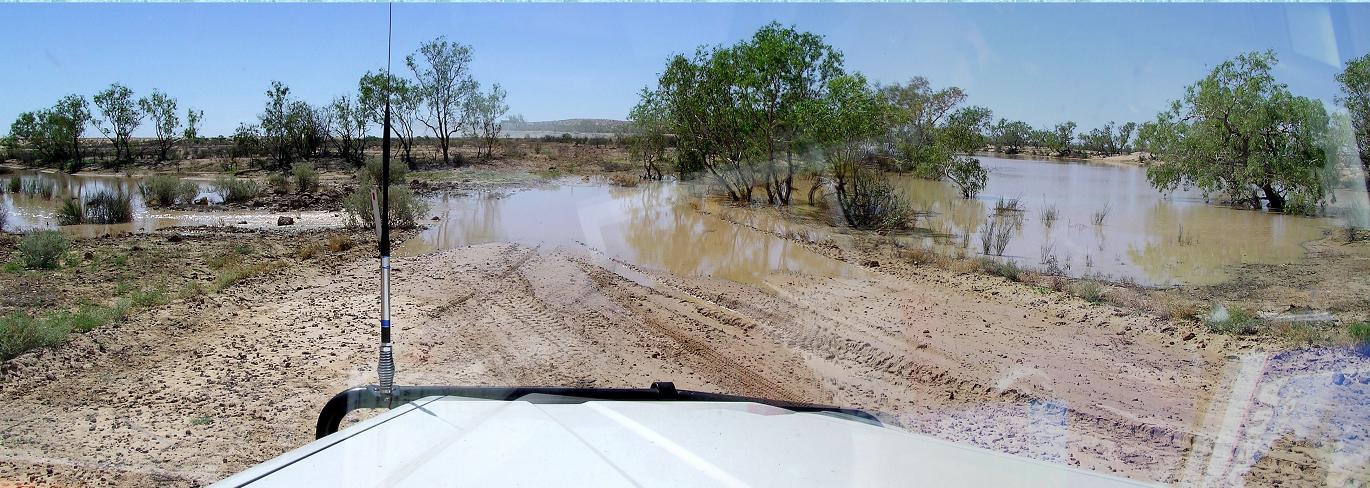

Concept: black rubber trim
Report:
left=315, top=381, right=880, bottom=439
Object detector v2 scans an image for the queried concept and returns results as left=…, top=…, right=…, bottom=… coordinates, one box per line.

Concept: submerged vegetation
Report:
left=138, top=174, right=198, bottom=206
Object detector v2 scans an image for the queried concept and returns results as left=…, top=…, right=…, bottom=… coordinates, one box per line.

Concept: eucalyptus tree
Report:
left=1337, top=53, right=1370, bottom=182
left=93, top=83, right=143, bottom=164
left=406, top=36, right=477, bottom=166
left=466, top=83, right=508, bottom=160
left=990, top=119, right=1032, bottom=154
left=651, top=47, right=758, bottom=202
left=1141, top=51, right=1331, bottom=212
left=878, top=77, right=973, bottom=176
left=138, top=89, right=182, bottom=161
left=259, top=81, right=296, bottom=167
left=359, top=71, right=422, bottom=166
left=812, top=74, right=909, bottom=228
left=327, top=94, right=369, bottom=166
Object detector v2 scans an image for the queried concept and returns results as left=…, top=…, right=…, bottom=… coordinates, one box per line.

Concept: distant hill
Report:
left=500, top=118, right=631, bottom=134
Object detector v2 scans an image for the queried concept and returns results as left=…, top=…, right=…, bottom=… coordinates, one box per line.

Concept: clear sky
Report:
left=2, top=3, right=1368, bottom=137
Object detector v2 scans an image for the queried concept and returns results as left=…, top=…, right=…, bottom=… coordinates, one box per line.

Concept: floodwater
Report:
left=394, top=182, right=855, bottom=285
left=400, top=157, right=1349, bottom=287
left=0, top=169, right=343, bottom=236
left=899, top=157, right=1339, bottom=286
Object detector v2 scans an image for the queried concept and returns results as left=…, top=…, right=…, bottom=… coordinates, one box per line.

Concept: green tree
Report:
left=326, top=94, right=369, bottom=166
left=878, top=77, right=972, bottom=176
left=92, top=83, right=142, bottom=165
left=466, top=83, right=508, bottom=160
left=1141, top=51, right=1332, bottom=212
left=52, top=95, right=91, bottom=170
left=1336, top=53, right=1370, bottom=187
left=359, top=71, right=422, bottom=167
left=628, top=88, right=671, bottom=180
left=990, top=119, right=1032, bottom=153
left=407, top=37, right=477, bottom=166
left=138, top=89, right=182, bottom=161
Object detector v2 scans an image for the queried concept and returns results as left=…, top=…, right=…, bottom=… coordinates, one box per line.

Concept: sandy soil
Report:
left=0, top=223, right=1366, bottom=486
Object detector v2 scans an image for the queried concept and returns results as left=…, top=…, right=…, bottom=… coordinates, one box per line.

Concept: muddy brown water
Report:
left=899, top=157, right=1345, bottom=286
left=0, top=169, right=342, bottom=235
left=399, top=157, right=1354, bottom=287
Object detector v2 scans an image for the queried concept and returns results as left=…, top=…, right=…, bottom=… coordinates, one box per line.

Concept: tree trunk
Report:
left=1260, top=183, right=1285, bottom=211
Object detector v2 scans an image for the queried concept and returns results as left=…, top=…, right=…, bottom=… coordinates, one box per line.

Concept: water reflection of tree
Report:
left=618, top=183, right=843, bottom=283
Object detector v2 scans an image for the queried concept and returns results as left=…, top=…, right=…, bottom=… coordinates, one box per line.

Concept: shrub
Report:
left=82, top=190, right=133, bottom=224
left=1206, top=304, right=1257, bottom=334
left=979, top=217, right=1014, bottom=256
left=832, top=160, right=911, bottom=230
left=0, top=312, right=69, bottom=360
left=291, top=162, right=319, bottom=193
left=980, top=258, right=1021, bottom=281
left=138, top=175, right=199, bottom=207
left=213, top=176, right=261, bottom=203
left=364, top=158, right=408, bottom=185
left=20, top=179, right=54, bottom=199
left=57, top=198, right=83, bottom=225
left=945, top=156, right=988, bottom=199
left=6, top=176, right=19, bottom=194
left=1091, top=204, right=1111, bottom=226
left=18, top=230, right=69, bottom=269
left=342, top=172, right=429, bottom=229
left=1350, top=322, right=1370, bottom=354
left=267, top=173, right=291, bottom=194
left=993, top=196, right=1022, bottom=214
left=1071, top=281, right=1104, bottom=303
left=326, top=234, right=353, bottom=252
left=1040, top=205, right=1058, bottom=227
left=608, top=173, right=639, bottom=187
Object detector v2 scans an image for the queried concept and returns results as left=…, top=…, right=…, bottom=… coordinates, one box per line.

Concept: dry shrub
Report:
left=327, top=235, right=353, bottom=252
left=608, top=174, right=640, bottom=187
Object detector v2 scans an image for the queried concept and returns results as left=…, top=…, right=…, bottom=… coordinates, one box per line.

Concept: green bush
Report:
left=57, top=198, right=83, bottom=225
left=1206, top=304, right=1257, bottom=334
left=364, top=158, right=408, bottom=186
left=83, top=189, right=133, bottom=224
left=291, top=162, right=319, bottom=193
left=342, top=171, right=429, bottom=229
left=138, top=175, right=198, bottom=206
left=1071, top=280, right=1104, bottom=303
left=213, top=176, right=261, bottom=203
left=1349, top=322, right=1369, bottom=354
left=6, top=176, right=18, bottom=193
left=18, top=230, right=69, bottom=269
left=267, top=173, right=291, bottom=194
left=0, top=312, right=69, bottom=360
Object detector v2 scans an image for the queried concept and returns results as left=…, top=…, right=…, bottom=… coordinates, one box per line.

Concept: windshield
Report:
left=1, top=3, right=1367, bottom=486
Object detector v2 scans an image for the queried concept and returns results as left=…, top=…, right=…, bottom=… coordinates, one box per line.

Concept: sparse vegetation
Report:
left=267, top=173, right=291, bottom=194
left=1350, top=322, right=1370, bottom=354
left=342, top=171, right=430, bottom=229
left=1091, top=204, right=1110, bottom=226
left=1206, top=304, right=1258, bottom=334
left=1039, top=205, right=1058, bottom=227
left=831, top=159, right=911, bottom=231
left=212, top=176, right=261, bottom=203
left=291, top=162, right=319, bottom=193
left=1071, top=280, right=1104, bottom=303
left=17, top=230, right=69, bottom=269
left=82, top=190, right=134, bottom=224
left=993, top=196, right=1022, bottom=214
left=979, top=217, right=1013, bottom=256
left=138, top=175, right=198, bottom=206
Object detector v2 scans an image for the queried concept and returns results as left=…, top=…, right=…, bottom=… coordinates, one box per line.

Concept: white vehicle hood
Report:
left=215, top=396, right=1152, bottom=487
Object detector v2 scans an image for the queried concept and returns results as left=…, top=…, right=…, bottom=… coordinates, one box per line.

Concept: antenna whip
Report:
left=377, top=1, right=396, bottom=404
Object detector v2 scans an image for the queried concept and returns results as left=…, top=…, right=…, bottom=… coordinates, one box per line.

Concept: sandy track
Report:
left=0, top=241, right=1365, bottom=486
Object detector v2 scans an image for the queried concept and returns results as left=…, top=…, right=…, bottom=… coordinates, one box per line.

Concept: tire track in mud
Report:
left=570, top=258, right=806, bottom=403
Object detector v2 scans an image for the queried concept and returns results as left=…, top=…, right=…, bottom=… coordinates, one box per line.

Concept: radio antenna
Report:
left=375, top=1, right=396, bottom=405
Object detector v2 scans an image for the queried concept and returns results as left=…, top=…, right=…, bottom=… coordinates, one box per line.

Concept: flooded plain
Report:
left=5, top=156, right=1353, bottom=286
left=0, top=169, right=343, bottom=235
left=400, top=157, right=1349, bottom=287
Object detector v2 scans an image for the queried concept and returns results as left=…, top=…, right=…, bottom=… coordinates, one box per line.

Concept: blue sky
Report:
left=1, top=3, right=1367, bottom=137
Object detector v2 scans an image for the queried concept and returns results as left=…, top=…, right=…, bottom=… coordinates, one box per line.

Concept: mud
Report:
left=0, top=224, right=1365, bottom=486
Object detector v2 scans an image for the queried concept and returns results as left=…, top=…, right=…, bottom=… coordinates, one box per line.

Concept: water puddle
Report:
left=394, top=181, right=857, bottom=285
left=0, top=169, right=343, bottom=235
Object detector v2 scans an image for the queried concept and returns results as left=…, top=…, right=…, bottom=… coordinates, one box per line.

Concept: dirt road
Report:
left=0, top=235, right=1366, bottom=486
